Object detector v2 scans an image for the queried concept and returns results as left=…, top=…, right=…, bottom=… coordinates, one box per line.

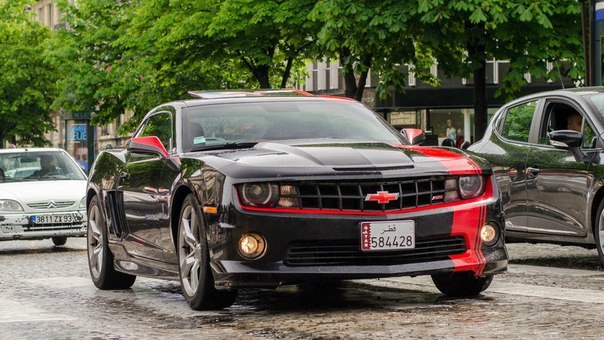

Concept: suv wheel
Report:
left=594, top=200, right=604, bottom=266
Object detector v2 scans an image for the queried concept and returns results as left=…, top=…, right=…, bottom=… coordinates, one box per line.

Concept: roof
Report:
left=0, top=147, right=66, bottom=154
left=187, top=89, right=313, bottom=99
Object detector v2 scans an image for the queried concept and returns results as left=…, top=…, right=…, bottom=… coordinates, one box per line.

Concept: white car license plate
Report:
left=31, top=214, right=82, bottom=224
left=361, top=220, right=415, bottom=251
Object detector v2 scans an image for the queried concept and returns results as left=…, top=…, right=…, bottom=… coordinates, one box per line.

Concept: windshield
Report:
left=587, top=93, right=604, bottom=117
left=182, top=100, right=405, bottom=152
left=0, top=151, right=87, bottom=183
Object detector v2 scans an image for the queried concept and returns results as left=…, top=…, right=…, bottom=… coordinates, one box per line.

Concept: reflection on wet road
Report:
left=1, top=239, right=604, bottom=339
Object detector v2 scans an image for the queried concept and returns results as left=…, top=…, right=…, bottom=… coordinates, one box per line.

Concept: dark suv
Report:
left=469, top=87, right=604, bottom=266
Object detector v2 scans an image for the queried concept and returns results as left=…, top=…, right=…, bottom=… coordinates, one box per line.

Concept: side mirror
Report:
left=549, top=130, right=586, bottom=163
left=400, top=128, right=426, bottom=145
left=128, top=136, right=169, bottom=158
left=548, top=130, right=582, bottom=149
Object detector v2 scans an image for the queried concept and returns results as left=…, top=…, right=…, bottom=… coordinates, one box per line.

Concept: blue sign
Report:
left=68, top=124, right=87, bottom=141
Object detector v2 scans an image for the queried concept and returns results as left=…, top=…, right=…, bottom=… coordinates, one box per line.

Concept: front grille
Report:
left=289, top=177, right=450, bottom=212
left=28, top=201, right=75, bottom=210
left=285, top=236, right=466, bottom=266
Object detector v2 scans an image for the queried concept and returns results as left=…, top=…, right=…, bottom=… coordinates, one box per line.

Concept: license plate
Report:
left=31, top=213, right=83, bottom=225
left=361, top=220, right=415, bottom=251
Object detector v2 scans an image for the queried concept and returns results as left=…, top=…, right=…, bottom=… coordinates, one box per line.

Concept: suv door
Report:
left=524, top=99, right=593, bottom=237
left=490, top=99, right=540, bottom=232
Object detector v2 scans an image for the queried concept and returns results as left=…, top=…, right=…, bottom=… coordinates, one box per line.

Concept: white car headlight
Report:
left=80, top=197, right=86, bottom=209
left=459, top=176, right=485, bottom=199
left=0, top=199, right=24, bottom=211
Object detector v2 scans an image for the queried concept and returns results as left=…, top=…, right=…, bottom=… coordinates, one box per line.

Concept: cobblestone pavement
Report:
left=1, top=238, right=603, bottom=339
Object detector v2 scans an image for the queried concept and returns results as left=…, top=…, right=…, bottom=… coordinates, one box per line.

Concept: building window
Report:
left=47, top=4, right=53, bottom=26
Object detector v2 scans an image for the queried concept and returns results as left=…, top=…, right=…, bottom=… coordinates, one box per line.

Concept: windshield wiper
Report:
left=190, top=141, right=259, bottom=152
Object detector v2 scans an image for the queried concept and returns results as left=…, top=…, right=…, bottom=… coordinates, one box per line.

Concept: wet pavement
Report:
left=1, top=238, right=603, bottom=339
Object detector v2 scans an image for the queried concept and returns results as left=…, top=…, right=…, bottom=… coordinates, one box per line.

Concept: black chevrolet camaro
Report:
left=86, top=90, right=507, bottom=310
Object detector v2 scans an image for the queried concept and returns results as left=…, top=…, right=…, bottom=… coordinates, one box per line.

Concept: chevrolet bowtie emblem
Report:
left=365, top=191, right=399, bottom=204
left=47, top=200, right=57, bottom=209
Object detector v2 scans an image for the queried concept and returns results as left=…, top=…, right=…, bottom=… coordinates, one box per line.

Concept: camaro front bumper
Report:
left=0, top=211, right=87, bottom=241
left=209, top=191, right=508, bottom=289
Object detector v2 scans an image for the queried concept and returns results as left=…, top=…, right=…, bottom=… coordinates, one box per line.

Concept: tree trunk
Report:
left=467, top=22, right=488, bottom=141
left=354, top=53, right=372, bottom=101
left=340, top=47, right=358, bottom=99
left=473, top=59, right=488, bottom=141
left=253, top=65, right=271, bottom=89
left=280, top=57, right=294, bottom=89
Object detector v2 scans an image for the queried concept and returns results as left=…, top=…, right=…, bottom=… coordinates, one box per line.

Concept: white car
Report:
left=0, top=148, right=87, bottom=245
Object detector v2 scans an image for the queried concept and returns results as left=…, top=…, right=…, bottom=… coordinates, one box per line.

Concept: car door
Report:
left=524, top=99, right=593, bottom=237
left=487, top=99, right=541, bottom=232
left=120, top=109, right=179, bottom=261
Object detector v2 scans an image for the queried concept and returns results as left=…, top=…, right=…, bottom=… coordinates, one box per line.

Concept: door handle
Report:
left=526, top=167, right=540, bottom=176
left=119, top=171, right=130, bottom=180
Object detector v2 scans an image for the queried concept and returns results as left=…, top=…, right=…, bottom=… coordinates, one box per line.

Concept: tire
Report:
left=177, top=194, right=237, bottom=310
left=51, top=236, right=67, bottom=246
left=594, top=200, right=604, bottom=267
left=87, top=195, right=136, bottom=289
left=431, top=272, right=493, bottom=297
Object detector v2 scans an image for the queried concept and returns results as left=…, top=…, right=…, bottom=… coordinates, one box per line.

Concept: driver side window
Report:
left=137, top=112, right=173, bottom=151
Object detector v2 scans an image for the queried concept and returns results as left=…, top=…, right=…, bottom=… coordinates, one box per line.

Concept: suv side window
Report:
left=137, top=112, right=173, bottom=151
left=500, top=100, right=537, bottom=143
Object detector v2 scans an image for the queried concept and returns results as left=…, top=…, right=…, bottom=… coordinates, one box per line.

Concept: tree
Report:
left=0, top=0, right=61, bottom=147
left=55, top=0, right=319, bottom=131
left=310, top=1, right=436, bottom=101
left=415, top=0, right=583, bottom=139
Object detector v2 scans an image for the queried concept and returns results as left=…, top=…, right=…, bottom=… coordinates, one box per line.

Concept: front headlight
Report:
left=459, top=175, right=485, bottom=199
left=238, top=183, right=301, bottom=208
left=79, top=197, right=86, bottom=209
left=240, top=183, right=279, bottom=207
left=0, top=199, right=24, bottom=211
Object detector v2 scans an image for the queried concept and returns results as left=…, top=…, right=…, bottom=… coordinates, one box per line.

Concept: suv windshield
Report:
left=0, top=151, right=86, bottom=182
left=182, top=100, right=404, bottom=152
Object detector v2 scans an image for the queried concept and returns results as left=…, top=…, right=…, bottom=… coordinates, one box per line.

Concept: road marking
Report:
left=358, top=264, right=604, bottom=304
left=0, top=297, right=76, bottom=323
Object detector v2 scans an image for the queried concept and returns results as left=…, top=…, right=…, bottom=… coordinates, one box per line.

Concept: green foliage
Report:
left=0, top=0, right=60, bottom=147
left=54, top=0, right=318, bottom=132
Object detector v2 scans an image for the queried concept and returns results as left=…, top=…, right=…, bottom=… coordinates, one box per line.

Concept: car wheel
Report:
left=431, top=272, right=493, bottom=297
left=594, top=200, right=604, bottom=266
left=51, top=236, right=67, bottom=246
left=177, top=194, right=237, bottom=310
left=87, top=195, right=136, bottom=289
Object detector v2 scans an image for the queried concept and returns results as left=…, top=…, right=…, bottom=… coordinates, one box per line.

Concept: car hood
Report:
left=197, top=141, right=487, bottom=178
left=0, top=180, right=87, bottom=203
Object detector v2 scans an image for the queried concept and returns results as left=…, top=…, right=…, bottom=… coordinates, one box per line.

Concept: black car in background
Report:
left=469, top=87, right=604, bottom=266
left=86, top=90, right=507, bottom=310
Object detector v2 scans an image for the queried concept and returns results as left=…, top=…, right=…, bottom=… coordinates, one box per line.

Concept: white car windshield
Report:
left=0, top=151, right=86, bottom=182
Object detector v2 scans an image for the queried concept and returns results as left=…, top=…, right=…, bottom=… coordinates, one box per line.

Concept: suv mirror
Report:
left=548, top=130, right=582, bottom=149
left=400, top=128, right=426, bottom=145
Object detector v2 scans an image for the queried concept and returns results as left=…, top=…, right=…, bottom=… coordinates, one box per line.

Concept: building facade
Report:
left=303, top=59, right=573, bottom=146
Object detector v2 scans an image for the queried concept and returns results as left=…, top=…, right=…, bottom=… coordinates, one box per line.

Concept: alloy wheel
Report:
left=178, top=204, right=202, bottom=296
left=88, top=203, right=103, bottom=280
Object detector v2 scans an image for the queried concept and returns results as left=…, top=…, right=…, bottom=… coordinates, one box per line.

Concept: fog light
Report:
left=238, top=233, right=266, bottom=259
left=480, top=224, right=498, bottom=246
